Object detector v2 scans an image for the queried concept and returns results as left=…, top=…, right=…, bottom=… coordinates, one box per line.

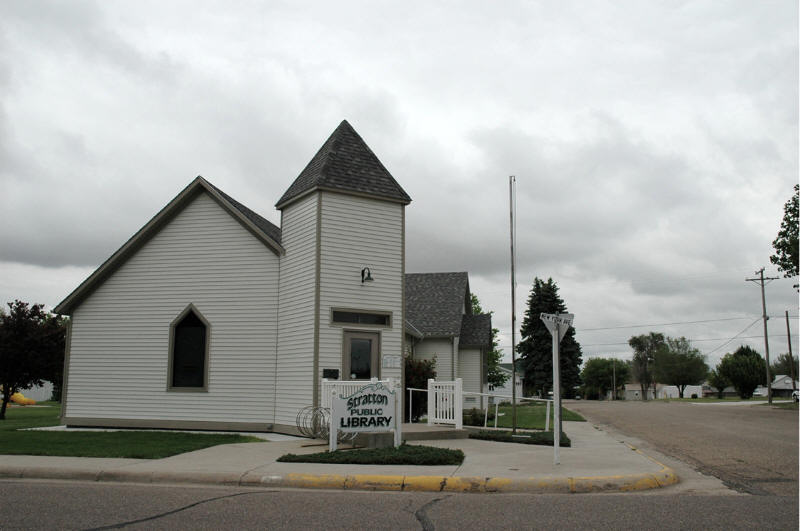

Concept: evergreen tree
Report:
left=516, top=278, right=582, bottom=398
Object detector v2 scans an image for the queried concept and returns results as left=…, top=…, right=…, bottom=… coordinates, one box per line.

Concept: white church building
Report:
left=55, top=121, right=491, bottom=434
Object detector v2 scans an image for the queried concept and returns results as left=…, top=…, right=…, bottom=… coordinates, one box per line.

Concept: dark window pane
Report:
left=349, top=338, right=372, bottom=379
left=358, top=313, right=389, bottom=325
left=333, top=311, right=389, bottom=326
left=172, top=311, right=206, bottom=387
left=332, top=311, right=359, bottom=324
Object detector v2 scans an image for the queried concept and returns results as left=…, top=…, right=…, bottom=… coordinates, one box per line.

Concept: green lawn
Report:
left=479, top=402, right=584, bottom=430
left=0, top=404, right=263, bottom=459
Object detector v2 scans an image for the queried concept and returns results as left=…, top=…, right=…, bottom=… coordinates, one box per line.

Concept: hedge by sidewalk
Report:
left=469, top=429, right=571, bottom=447
left=278, top=444, right=465, bottom=465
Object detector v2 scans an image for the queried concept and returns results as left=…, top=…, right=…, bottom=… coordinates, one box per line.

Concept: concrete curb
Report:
left=252, top=466, right=679, bottom=493
left=0, top=465, right=679, bottom=494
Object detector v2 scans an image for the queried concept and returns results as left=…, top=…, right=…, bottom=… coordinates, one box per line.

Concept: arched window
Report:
left=169, top=305, right=210, bottom=390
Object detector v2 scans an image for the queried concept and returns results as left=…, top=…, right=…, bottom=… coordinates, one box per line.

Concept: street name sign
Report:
left=539, top=313, right=574, bottom=465
left=540, top=313, right=573, bottom=341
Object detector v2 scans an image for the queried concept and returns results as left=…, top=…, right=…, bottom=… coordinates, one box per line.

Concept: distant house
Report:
left=702, top=383, right=737, bottom=398
left=404, top=272, right=492, bottom=409
left=624, top=382, right=703, bottom=400
left=770, top=375, right=798, bottom=398
left=488, top=363, right=523, bottom=404
left=657, top=384, right=703, bottom=399
left=623, top=384, right=653, bottom=401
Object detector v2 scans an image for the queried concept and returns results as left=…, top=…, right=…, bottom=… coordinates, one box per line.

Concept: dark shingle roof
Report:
left=208, top=182, right=281, bottom=244
left=405, top=272, right=470, bottom=337
left=275, top=120, right=411, bottom=208
left=459, top=314, right=492, bottom=348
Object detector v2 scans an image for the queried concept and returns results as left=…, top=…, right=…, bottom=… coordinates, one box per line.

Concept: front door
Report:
left=343, top=331, right=380, bottom=380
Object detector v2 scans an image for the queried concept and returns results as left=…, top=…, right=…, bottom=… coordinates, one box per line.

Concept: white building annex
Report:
left=55, top=121, right=491, bottom=434
left=404, top=272, right=492, bottom=409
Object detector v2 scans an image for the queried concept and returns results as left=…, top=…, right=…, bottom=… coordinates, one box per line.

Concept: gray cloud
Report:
left=0, top=1, right=796, bottom=364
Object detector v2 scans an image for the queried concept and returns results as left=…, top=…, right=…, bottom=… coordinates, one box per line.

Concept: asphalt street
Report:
left=1, top=480, right=798, bottom=530
left=565, top=399, right=798, bottom=496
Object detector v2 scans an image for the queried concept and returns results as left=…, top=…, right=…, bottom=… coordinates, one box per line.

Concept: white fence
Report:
left=427, top=378, right=463, bottom=429
left=321, top=378, right=378, bottom=409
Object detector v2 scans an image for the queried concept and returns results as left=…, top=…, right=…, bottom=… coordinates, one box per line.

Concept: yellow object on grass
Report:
left=10, top=392, right=36, bottom=405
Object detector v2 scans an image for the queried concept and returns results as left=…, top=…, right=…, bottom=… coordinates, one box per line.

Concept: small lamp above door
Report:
left=361, top=267, right=374, bottom=283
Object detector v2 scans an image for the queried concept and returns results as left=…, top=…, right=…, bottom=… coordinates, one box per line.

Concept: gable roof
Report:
left=54, top=177, right=283, bottom=315
left=405, top=272, right=470, bottom=337
left=207, top=182, right=282, bottom=244
left=459, top=313, right=492, bottom=348
left=275, top=120, right=411, bottom=209
left=772, top=375, right=799, bottom=390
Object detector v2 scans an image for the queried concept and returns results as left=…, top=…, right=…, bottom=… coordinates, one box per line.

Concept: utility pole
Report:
left=612, top=358, right=616, bottom=401
left=786, top=310, right=796, bottom=391
left=746, top=268, right=779, bottom=404
left=509, top=175, right=517, bottom=434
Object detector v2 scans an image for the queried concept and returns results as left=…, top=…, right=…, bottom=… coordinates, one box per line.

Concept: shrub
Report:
left=278, top=444, right=464, bottom=466
left=469, top=429, right=571, bottom=447
left=463, top=407, right=495, bottom=426
left=404, top=357, right=436, bottom=422
left=690, top=393, right=698, bottom=399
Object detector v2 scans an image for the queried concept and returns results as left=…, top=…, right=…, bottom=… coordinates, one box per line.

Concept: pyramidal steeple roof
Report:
left=275, top=120, right=411, bottom=209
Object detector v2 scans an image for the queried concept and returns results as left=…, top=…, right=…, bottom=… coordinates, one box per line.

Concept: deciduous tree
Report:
left=0, top=301, right=66, bottom=419
left=628, top=332, right=667, bottom=400
left=707, top=369, right=730, bottom=399
left=580, top=358, right=629, bottom=400
left=770, top=184, right=798, bottom=280
left=717, top=345, right=767, bottom=399
left=517, top=278, right=582, bottom=398
left=654, top=337, right=709, bottom=398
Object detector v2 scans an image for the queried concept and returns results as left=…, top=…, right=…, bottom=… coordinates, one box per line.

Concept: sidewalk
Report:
left=0, top=422, right=678, bottom=494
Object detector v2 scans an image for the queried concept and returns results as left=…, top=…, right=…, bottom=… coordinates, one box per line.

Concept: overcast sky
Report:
left=1, top=1, right=797, bottom=369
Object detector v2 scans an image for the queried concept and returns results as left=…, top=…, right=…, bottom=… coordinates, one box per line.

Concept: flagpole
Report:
left=509, top=175, right=517, bottom=434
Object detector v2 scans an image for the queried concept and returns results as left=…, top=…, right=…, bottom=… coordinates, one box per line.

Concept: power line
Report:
left=581, top=317, right=755, bottom=331
left=705, top=319, right=762, bottom=356
left=579, top=332, right=786, bottom=348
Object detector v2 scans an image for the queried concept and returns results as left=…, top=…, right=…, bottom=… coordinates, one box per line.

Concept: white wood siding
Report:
left=65, top=192, right=279, bottom=424
left=458, top=348, right=482, bottom=408
left=274, top=193, right=318, bottom=425
left=413, top=338, right=453, bottom=380
left=318, top=193, right=405, bottom=385
left=487, top=371, right=523, bottom=403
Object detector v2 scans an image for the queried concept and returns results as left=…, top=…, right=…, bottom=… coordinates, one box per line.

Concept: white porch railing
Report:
left=427, top=378, right=463, bottom=429
left=321, top=378, right=378, bottom=409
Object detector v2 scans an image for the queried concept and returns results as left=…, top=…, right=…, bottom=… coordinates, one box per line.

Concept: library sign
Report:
left=329, top=380, right=401, bottom=451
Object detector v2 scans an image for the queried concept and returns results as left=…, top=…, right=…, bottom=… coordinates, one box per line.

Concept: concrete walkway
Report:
left=0, top=422, right=678, bottom=494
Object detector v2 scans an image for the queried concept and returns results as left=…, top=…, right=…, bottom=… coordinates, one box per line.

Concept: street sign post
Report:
left=540, top=312, right=573, bottom=465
